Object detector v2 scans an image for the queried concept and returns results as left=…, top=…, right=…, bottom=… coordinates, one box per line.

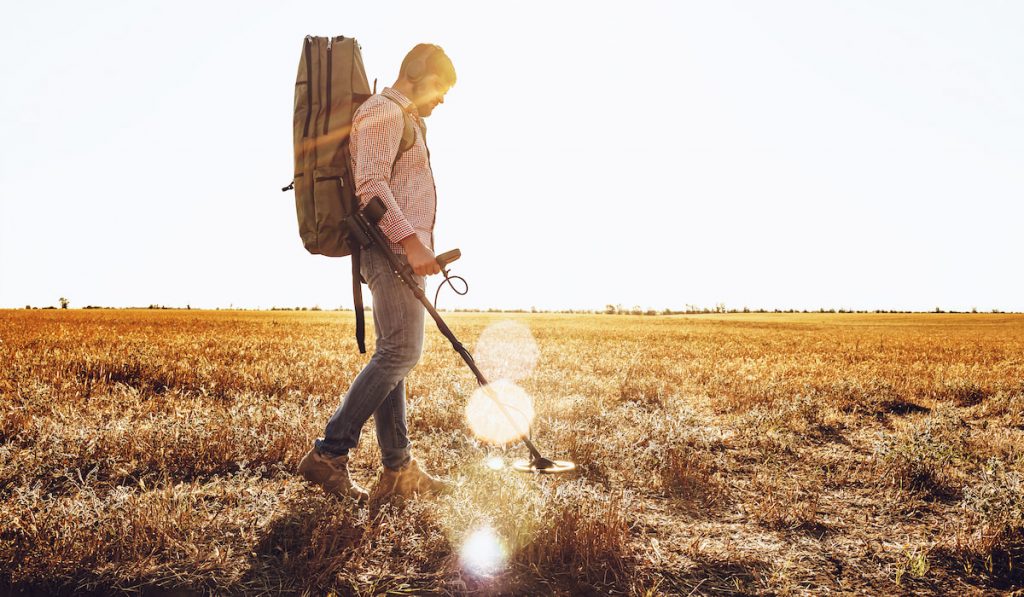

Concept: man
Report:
left=298, top=44, right=456, bottom=503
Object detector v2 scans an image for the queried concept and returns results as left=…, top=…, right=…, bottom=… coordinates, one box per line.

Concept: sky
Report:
left=1, top=1, right=1022, bottom=312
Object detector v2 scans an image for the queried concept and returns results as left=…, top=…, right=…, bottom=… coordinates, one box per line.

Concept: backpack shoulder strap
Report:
left=381, top=95, right=416, bottom=169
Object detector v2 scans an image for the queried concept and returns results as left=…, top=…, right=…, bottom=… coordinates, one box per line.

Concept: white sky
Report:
left=1, top=1, right=1022, bottom=312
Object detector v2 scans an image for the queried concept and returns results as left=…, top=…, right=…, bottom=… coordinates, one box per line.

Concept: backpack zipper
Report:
left=302, top=36, right=313, bottom=138
left=323, top=36, right=333, bottom=135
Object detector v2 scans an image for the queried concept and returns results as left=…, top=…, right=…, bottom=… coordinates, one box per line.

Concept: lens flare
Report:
left=485, top=455, right=505, bottom=470
left=465, top=379, right=535, bottom=445
left=472, top=320, right=540, bottom=382
left=459, top=525, right=506, bottom=577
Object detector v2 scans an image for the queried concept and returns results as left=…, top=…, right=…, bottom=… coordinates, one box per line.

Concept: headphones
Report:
left=405, top=44, right=444, bottom=82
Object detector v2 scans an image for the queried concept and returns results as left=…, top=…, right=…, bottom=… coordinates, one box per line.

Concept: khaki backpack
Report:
left=284, top=35, right=415, bottom=352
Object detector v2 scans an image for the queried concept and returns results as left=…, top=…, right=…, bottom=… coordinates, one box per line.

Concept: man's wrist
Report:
left=399, top=233, right=420, bottom=252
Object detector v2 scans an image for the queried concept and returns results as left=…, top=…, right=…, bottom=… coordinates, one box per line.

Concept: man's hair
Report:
left=399, top=44, right=457, bottom=87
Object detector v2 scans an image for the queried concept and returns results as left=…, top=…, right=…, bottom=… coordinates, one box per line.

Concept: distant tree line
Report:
left=16, top=299, right=1012, bottom=315
left=601, top=304, right=1009, bottom=315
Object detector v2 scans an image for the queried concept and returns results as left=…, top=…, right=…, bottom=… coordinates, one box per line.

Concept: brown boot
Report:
left=369, top=458, right=451, bottom=503
left=297, top=448, right=369, bottom=502
left=368, top=465, right=403, bottom=505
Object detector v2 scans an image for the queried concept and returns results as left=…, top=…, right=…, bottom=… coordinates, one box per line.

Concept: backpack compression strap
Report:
left=352, top=245, right=366, bottom=353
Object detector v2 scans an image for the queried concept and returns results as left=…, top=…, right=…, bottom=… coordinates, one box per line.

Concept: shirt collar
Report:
left=381, top=87, right=419, bottom=118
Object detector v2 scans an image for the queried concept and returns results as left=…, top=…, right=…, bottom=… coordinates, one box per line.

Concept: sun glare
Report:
left=459, top=526, right=507, bottom=577
left=472, top=320, right=539, bottom=382
left=465, top=379, right=535, bottom=444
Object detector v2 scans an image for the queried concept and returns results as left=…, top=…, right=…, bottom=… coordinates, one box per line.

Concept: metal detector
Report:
left=345, top=196, right=575, bottom=474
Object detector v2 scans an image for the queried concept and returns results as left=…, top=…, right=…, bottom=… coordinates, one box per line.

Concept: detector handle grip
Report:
left=436, top=248, right=461, bottom=269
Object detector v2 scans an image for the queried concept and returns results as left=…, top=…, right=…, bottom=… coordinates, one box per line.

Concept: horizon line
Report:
left=6, top=305, right=1021, bottom=315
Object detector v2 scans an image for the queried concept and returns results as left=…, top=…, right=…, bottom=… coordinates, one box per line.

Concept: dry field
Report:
left=1, top=309, right=1023, bottom=595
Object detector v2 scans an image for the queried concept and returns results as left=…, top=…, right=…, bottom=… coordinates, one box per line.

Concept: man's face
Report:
left=413, top=74, right=451, bottom=118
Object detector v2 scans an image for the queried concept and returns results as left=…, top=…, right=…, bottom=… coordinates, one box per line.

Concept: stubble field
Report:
left=1, top=309, right=1023, bottom=595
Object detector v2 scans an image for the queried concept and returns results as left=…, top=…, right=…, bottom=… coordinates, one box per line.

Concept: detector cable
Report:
left=433, top=269, right=468, bottom=310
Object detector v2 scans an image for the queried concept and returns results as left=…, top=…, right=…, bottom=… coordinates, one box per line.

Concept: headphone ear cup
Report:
left=407, top=45, right=442, bottom=81
left=407, top=57, right=425, bottom=81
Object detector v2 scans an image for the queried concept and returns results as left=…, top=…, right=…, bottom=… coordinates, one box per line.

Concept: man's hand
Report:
left=399, top=235, right=441, bottom=276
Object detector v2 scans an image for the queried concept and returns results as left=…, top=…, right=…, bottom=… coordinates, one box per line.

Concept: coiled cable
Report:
left=433, top=269, right=468, bottom=310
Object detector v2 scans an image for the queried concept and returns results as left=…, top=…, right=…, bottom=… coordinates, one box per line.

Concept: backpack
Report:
left=283, top=35, right=416, bottom=353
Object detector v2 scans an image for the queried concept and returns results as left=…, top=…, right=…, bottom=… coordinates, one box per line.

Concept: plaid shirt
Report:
left=350, top=87, right=436, bottom=255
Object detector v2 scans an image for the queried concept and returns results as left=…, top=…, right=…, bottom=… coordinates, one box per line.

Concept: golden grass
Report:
left=1, top=310, right=1023, bottom=595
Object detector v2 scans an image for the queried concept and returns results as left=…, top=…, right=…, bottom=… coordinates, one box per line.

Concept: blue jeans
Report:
left=314, top=245, right=425, bottom=470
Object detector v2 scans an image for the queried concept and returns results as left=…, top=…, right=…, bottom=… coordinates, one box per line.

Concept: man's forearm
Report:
left=399, top=233, right=432, bottom=256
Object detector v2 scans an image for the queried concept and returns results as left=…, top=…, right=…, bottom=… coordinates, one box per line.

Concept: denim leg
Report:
left=315, top=246, right=425, bottom=459
left=371, top=291, right=413, bottom=469
left=373, top=379, right=411, bottom=469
